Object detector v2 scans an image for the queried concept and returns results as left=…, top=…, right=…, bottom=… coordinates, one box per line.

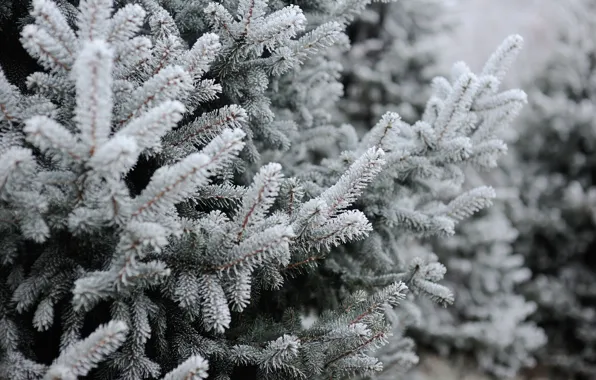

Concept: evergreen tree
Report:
left=413, top=169, right=546, bottom=378
left=504, top=0, right=596, bottom=377
left=0, top=0, right=535, bottom=379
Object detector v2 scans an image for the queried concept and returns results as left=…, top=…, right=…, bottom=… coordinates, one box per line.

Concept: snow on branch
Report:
left=320, top=146, right=386, bottom=217
left=73, top=40, right=114, bottom=156
left=161, top=355, right=209, bottom=380
left=77, top=0, right=112, bottom=42
left=481, top=34, right=524, bottom=82
left=31, top=0, right=77, bottom=60
left=24, top=116, right=85, bottom=162
left=234, top=162, right=284, bottom=242
left=116, top=65, right=193, bottom=127
left=43, top=320, right=128, bottom=380
left=182, top=33, right=221, bottom=80
left=131, top=128, right=245, bottom=222
left=107, top=4, right=146, bottom=44
left=0, top=69, right=23, bottom=124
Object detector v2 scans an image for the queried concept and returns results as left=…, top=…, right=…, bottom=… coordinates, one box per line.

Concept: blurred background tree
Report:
left=502, top=1, right=596, bottom=377
left=338, top=0, right=454, bottom=129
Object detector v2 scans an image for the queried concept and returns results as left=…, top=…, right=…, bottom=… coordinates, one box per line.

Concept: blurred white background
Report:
left=443, top=0, right=565, bottom=86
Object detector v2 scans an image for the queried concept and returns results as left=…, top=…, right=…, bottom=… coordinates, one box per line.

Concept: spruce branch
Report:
left=43, top=320, right=128, bottom=380
left=248, top=5, right=306, bottom=52
left=218, top=224, right=294, bottom=272
left=325, top=335, right=386, bottom=371
left=107, top=4, right=146, bottom=44
left=173, top=272, right=201, bottom=310
left=31, top=0, right=77, bottom=60
left=0, top=148, right=37, bottom=196
left=411, top=278, right=454, bottom=306
left=360, top=112, right=402, bottom=151
left=0, top=1, right=535, bottom=378
left=183, top=33, right=221, bottom=80
left=86, top=135, right=140, bottom=177
left=0, top=69, right=22, bottom=124
left=435, top=73, right=479, bottom=140
left=21, top=24, right=74, bottom=73
left=116, top=65, right=193, bottom=127
left=24, top=116, right=84, bottom=161
left=222, top=269, right=252, bottom=312
left=283, top=255, right=323, bottom=273
left=131, top=128, right=245, bottom=222
left=468, top=139, right=508, bottom=168
left=348, top=281, right=408, bottom=326
left=472, top=89, right=527, bottom=113
left=258, top=334, right=301, bottom=373
left=197, top=274, right=231, bottom=333
left=73, top=39, right=114, bottom=156
left=193, top=183, right=247, bottom=209
left=161, top=355, right=209, bottom=380
left=77, top=0, right=113, bottom=42
left=204, top=3, right=237, bottom=40
left=234, top=162, right=283, bottom=242
left=445, top=186, right=496, bottom=221
left=295, top=21, right=343, bottom=60
left=320, top=146, right=386, bottom=216
left=114, top=221, right=170, bottom=283
left=116, top=100, right=185, bottom=156
left=481, top=34, right=524, bottom=82
left=163, top=104, right=247, bottom=161
left=328, top=354, right=383, bottom=377
left=113, top=36, right=152, bottom=78
left=238, top=0, right=268, bottom=34
left=310, top=210, right=373, bottom=251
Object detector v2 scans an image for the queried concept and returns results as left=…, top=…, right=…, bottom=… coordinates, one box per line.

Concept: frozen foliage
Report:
left=0, top=0, right=403, bottom=378
left=503, top=0, right=596, bottom=377
left=0, top=0, right=537, bottom=379
left=269, top=33, right=540, bottom=377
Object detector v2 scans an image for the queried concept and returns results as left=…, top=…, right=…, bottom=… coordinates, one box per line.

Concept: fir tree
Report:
left=269, top=33, right=542, bottom=377
left=503, top=0, right=596, bottom=377
left=413, top=170, right=546, bottom=378
left=0, top=0, right=535, bottom=379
